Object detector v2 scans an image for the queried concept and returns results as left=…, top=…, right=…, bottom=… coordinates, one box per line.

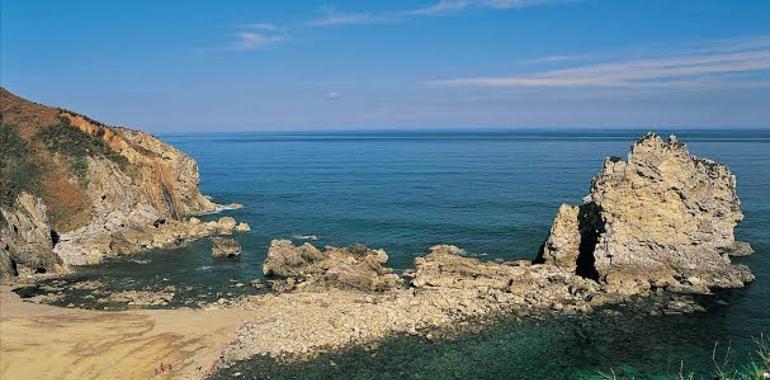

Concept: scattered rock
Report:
left=102, top=286, right=175, bottom=306
left=263, top=240, right=403, bottom=292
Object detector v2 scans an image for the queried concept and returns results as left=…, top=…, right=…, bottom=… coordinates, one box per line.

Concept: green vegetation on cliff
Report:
left=34, top=116, right=129, bottom=180
left=0, top=123, right=39, bottom=208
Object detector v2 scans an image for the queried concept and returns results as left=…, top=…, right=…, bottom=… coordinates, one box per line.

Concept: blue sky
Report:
left=2, top=0, right=770, bottom=132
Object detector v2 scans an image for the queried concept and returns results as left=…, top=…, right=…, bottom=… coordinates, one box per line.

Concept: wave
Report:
left=193, top=202, right=244, bottom=216
left=127, top=258, right=151, bottom=264
left=460, top=251, right=487, bottom=258
left=293, top=234, right=319, bottom=241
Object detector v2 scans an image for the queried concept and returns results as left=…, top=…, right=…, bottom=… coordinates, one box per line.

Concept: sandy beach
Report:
left=0, top=287, right=251, bottom=380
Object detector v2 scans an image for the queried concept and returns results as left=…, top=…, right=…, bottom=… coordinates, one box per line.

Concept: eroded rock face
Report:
left=212, top=236, right=242, bottom=258
left=542, top=133, right=753, bottom=295
left=0, top=192, right=67, bottom=279
left=263, top=240, right=403, bottom=292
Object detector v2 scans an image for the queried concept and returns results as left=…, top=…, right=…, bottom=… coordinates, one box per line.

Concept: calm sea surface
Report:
left=28, top=130, right=770, bottom=378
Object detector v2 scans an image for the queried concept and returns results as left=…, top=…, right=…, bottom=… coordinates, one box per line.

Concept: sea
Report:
left=18, top=129, right=770, bottom=379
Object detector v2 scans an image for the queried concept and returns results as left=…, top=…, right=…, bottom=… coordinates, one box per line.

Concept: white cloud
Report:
left=429, top=37, right=770, bottom=90
left=228, top=32, right=285, bottom=51
left=326, top=91, right=341, bottom=100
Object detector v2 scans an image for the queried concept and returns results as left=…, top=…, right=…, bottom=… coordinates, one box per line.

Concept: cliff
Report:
left=0, top=87, right=231, bottom=280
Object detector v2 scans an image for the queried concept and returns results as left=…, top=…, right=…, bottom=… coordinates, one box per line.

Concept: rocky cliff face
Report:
left=540, top=133, right=753, bottom=295
left=0, top=87, right=233, bottom=280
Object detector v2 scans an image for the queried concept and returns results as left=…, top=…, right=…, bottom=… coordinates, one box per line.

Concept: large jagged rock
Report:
left=263, top=240, right=403, bottom=292
left=0, top=192, right=67, bottom=279
left=0, top=87, right=246, bottom=275
left=541, top=133, right=754, bottom=295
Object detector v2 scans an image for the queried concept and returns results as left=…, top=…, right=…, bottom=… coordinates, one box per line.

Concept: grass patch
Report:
left=0, top=123, right=40, bottom=208
left=600, top=335, right=770, bottom=380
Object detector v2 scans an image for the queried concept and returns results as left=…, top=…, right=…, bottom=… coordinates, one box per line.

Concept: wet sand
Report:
left=0, top=286, right=250, bottom=380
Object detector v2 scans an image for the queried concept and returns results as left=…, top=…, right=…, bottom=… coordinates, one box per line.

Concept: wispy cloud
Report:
left=305, top=7, right=395, bottom=27
left=238, top=22, right=283, bottom=32
left=429, top=37, right=770, bottom=90
left=227, top=32, right=285, bottom=51
left=306, top=0, right=572, bottom=27
left=409, top=0, right=574, bottom=16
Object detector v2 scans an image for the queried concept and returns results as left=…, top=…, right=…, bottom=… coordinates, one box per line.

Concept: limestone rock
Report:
left=413, top=244, right=522, bottom=289
left=212, top=237, right=242, bottom=258
left=235, top=222, right=251, bottom=233
left=719, top=241, right=753, bottom=257
left=542, top=133, right=753, bottom=295
left=263, top=240, right=402, bottom=292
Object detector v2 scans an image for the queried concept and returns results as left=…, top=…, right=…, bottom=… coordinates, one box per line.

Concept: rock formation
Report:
left=0, top=192, right=67, bottom=279
left=540, top=133, right=753, bottom=295
left=263, top=240, right=403, bottom=291
left=258, top=133, right=754, bottom=319
left=212, top=237, right=242, bottom=258
left=0, top=87, right=246, bottom=280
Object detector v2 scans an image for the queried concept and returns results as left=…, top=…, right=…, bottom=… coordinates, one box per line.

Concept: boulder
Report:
left=235, top=222, right=251, bottom=233
left=263, top=240, right=402, bottom=292
left=211, top=236, right=241, bottom=258
left=217, top=217, right=237, bottom=233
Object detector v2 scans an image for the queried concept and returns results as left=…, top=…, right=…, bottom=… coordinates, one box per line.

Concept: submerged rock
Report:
left=212, top=237, right=242, bottom=258
left=541, top=133, right=754, bottom=295
left=263, top=240, right=402, bottom=292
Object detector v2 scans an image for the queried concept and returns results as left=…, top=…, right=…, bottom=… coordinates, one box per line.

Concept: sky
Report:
left=2, top=0, right=770, bottom=132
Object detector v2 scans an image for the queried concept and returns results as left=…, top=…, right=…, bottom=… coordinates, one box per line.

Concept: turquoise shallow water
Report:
left=22, top=129, right=770, bottom=378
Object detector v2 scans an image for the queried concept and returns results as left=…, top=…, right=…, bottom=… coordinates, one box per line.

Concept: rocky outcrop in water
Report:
left=540, top=133, right=753, bottom=295
left=263, top=240, right=403, bottom=291
left=212, top=237, right=242, bottom=258
left=0, top=87, right=246, bottom=280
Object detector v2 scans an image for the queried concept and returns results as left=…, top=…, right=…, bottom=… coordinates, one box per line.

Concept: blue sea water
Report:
left=30, top=129, right=770, bottom=378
